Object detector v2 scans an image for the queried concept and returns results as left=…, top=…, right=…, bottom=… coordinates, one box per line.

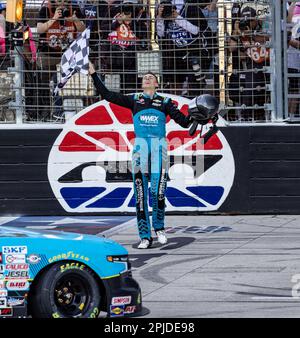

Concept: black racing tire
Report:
left=30, top=261, right=101, bottom=318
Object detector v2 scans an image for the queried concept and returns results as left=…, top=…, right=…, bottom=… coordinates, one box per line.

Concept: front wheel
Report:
left=30, top=262, right=102, bottom=318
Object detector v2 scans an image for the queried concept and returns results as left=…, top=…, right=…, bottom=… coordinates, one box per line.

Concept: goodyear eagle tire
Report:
left=30, top=261, right=101, bottom=318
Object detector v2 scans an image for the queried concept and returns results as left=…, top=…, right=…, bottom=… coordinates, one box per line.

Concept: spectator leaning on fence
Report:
left=229, top=5, right=270, bottom=121
left=156, top=0, right=212, bottom=98
left=37, top=0, right=85, bottom=120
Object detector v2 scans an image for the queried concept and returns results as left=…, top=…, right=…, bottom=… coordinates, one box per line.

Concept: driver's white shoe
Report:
left=138, top=238, right=152, bottom=249
left=156, top=230, right=168, bottom=245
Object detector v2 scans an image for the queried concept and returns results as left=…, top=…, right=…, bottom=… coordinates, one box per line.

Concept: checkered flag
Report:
left=54, top=28, right=90, bottom=96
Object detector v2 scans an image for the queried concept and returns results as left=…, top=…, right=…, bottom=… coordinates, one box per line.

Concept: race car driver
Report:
left=89, top=62, right=192, bottom=249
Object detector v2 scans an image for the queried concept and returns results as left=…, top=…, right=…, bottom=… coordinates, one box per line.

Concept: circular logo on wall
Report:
left=48, top=94, right=235, bottom=213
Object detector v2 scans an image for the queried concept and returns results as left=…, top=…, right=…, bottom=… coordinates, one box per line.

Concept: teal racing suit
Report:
left=91, top=73, right=191, bottom=240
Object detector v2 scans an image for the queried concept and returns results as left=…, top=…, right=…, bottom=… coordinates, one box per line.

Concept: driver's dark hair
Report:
left=143, top=71, right=159, bottom=85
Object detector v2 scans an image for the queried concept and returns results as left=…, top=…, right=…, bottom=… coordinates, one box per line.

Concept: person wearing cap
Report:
left=89, top=61, right=193, bottom=249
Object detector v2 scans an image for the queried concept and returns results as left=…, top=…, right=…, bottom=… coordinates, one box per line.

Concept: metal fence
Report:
left=0, top=0, right=291, bottom=124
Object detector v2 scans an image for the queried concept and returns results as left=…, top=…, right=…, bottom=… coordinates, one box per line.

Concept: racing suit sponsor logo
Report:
left=135, top=178, right=144, bottom=211
left=140, top=115, right=159, bottom=124
left=0, top=290, right=7, bottom=297
left=5, top=254, right=26, bottom=264
left=0, top=308, right=12, bottom=317
left=6, top=280, right=29, bottom=291
left=0, top=298, right=7, bottom=308
left=2, top=246, right=27, bottom=254
left=0, top=281, right=4, bottom=289
left=158, top=169, right=167, bottom=201
left=137, top=98, right=145, bottom=104
left=111, top=296, right=132, bottom=306
left=48, top=252, right=90, bottom=263
left=27, top=254, right=41, bottom=264
left=152, top=99, right=162, bottom=107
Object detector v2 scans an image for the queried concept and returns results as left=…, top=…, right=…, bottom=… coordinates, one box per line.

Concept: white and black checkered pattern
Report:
left=54, top=28, right=90, bottom=95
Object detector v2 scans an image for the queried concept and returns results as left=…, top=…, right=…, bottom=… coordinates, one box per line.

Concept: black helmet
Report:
left=188, top=94, right=219, bottom=124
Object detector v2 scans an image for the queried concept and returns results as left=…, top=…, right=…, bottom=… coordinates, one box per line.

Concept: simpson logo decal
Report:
left=48, top=95, right=235, bottom=213
left=2, top=246, right=27, bottom=255
left=111, top=296, right=132, bottom=306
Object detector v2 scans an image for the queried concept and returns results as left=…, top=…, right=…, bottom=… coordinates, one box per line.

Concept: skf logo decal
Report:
left=48, top=95, right=235, bottom=213
left=2, top=246, right=27, bottom=254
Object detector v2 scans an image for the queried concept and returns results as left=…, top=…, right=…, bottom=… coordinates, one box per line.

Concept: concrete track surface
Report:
left=107, top=215, right=300, bottom=318
left=2, top=214, right=300, bottom=318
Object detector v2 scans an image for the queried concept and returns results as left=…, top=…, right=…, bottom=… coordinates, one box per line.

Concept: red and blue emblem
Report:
left=48, top=94, right=235, bottom=213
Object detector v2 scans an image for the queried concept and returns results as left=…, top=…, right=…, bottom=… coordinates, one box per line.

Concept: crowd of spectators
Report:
left=0, top=0, right=290, bottom=123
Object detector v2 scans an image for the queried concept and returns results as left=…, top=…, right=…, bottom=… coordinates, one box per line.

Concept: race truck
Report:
left=0, top=226, right=148, bottom=318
